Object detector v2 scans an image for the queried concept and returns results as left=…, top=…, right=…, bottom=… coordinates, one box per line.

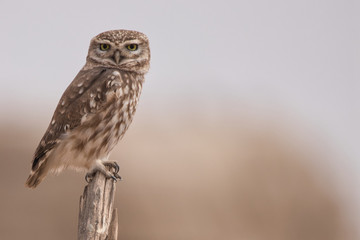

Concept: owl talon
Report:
left=108, top=172, right=122, bottom=182
left=103, top=161, right=120, bottom=173
left=113, top=172, right=122, bottom=181
left=110, top=175, right=117, bottom=182
left=85, top=172, right=95, bottom=183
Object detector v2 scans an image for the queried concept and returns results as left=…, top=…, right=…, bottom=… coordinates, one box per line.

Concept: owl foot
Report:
left=85, top=170, right=121, bottom=183
left=103, top=161, right=120, bottom=174
left=103, top=161, right=121, bottom=181
left=85, top=161, right=121, bottom=183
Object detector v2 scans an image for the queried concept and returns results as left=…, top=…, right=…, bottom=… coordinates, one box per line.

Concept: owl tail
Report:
left=25, top=165, right=47, bottom=188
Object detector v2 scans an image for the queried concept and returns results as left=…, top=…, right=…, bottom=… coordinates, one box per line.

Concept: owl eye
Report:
left=126, top=44, right=138, bottom=51
left=99, top=44, right=110, bottom=51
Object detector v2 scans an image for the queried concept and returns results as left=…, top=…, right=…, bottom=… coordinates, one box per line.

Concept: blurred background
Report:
left=0, top=0, right=359, bottom=239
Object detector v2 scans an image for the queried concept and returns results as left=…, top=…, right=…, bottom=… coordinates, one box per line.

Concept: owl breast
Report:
left=48, top=70, right=144, bottom=172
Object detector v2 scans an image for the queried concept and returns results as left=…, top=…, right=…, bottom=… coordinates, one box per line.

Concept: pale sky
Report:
left=0, top=0, right=359, bottom=201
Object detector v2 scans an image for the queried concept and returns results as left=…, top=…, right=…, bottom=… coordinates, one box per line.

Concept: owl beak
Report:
left=113, top=50, right=121, bottom=64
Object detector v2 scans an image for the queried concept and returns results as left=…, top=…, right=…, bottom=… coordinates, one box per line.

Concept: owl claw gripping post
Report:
left=25, top=30, right=150, bottom=188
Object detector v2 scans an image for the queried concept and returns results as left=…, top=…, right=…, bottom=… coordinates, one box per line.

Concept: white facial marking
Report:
left=79, top=87, right=84, bottom=94
left=77, top=82, right=84, bottom=87
left=112, top=71, right=120, bottom=76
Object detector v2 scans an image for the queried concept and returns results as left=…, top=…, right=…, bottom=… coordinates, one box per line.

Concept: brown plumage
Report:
left=26, top=30, right=150, bottom=188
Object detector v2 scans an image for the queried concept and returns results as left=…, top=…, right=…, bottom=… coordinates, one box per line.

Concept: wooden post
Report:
left=78, top=171, right=118, bottom=240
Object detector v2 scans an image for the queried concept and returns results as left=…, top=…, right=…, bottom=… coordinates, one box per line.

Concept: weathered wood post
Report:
left=78, top=171, right=118, bottom=240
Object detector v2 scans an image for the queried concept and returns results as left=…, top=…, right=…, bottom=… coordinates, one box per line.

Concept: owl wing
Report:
left=31, top=67, right=118, bottom=171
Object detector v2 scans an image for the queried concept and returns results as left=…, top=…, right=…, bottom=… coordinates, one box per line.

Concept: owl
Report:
left=25, top=30, right=150, bottom=188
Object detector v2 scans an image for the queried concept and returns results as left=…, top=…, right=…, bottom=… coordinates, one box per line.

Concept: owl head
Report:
left=86, top=30, right=150, bottom=74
